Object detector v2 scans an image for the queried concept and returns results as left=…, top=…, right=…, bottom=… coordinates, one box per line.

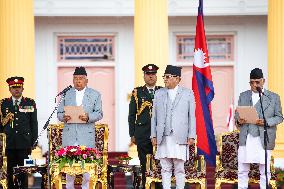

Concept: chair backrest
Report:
left=220, top=130, right=239, bottom=170
left=0, top=133, right=6, bottom=169
left=49, top=124, right=64, bottom=160
left=94, top=124, right=109, bottom=166
left=49, top=123, right=109, bottom=160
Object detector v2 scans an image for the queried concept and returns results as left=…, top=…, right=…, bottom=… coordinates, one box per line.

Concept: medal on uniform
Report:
left=19, top=106, right=34, bottom=112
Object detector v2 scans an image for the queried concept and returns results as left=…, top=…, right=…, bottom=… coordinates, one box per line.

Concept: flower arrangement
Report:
left=276, top=167, right=284, bottom=188
left=117, top=154, right=132, bottom=164
left=52, top=145, right=102, bottom=171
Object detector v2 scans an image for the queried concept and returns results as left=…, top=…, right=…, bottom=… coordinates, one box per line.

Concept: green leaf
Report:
left=81, top=160, right=85, bottom=169
left=59, top=158, right=67, bottom=171
left=69, top=159, right=74, bottom=167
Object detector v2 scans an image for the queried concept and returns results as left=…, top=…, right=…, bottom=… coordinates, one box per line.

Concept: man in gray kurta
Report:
left=235, top=68, right=283, bottom=189
left=57, top=66, right=103, bottom=189
left=151, top=65, right=196, bottom=189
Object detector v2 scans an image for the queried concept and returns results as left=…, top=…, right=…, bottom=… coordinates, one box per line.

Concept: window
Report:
left=57, top=36, right=115, bottom=62
left=176, top=35, right=234, bottom=62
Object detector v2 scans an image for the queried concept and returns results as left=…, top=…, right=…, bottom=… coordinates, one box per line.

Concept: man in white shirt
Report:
left=236, top=68, right=283, bottom=189
left=151, top=65, right=196, bottom=189
left=57, top=67, right=103, bottom=189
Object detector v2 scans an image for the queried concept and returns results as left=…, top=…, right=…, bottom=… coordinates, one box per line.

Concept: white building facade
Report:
left=34, top=0, right=268, bottom=152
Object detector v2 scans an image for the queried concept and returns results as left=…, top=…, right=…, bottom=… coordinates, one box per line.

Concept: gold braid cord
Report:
left=0, top=100, right=14, bottom=126
left=132, top=89, right=153, bottom=120
left=137, top=101, right=152, bottom=116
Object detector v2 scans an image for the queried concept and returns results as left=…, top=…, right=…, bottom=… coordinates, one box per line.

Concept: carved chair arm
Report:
left=196, top=155, right=206, bottom=174
left=216, top=155, right=224, bottom=172
left=2, top=156, right=7, bottom=173
left=146, top=154, right=152, bottom=173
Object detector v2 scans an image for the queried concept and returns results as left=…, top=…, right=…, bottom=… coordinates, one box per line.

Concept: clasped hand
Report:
left=238, top=118, right=264, bottom=126
left=63, top=113, right=89, bottom=122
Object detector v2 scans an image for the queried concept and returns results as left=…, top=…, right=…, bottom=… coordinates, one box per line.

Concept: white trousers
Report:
left=238, top=161, right=271, bottom=189
left=160, top=158, right=185, bottom=189
left=66, top=173, right=90, bottom=189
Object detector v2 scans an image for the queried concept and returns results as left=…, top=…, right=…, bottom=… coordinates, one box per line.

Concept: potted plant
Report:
left=275, top=167, right=284, bottom=189
left=117, top=154, right=132, bottom=165
left=52, top=145, right=102, bottom=171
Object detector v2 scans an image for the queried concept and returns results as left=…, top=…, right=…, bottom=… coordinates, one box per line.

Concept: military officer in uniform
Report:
left=128, top=64, right=162, bottom=189
left=0, top=77, right=38, bottom=189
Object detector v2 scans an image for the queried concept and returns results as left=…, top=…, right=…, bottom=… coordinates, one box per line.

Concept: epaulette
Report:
left=24, top=97, right=36, bottom=109
left=134, top=86, right=143, bottom=90
left=24, top=97, right=33, bottom=101
left=2, top=98, right=9, bottom=102
left=23, top=97, right=35, bottom=103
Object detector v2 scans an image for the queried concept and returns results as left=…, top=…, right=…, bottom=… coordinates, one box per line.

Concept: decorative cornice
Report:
left=34, top=0, right=267, bottom=17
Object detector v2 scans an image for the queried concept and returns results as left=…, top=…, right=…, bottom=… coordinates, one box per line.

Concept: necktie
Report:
left=15, top=99, right=19, bottom=111
left=149, top=89, right=154, bottom=99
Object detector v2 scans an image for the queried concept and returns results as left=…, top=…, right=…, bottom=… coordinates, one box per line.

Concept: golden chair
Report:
left=0, top=133, right=7, bottom=189
left=145, top=144, right=206, bottom=189
left=215, top=130, right=276, bottom=189
left=49, top=123, right=109, bottom=189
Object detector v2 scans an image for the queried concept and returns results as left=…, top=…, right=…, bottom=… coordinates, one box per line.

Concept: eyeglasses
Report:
left=162, top=75, right=177, bottom=79
left=249, top=80, right=262, bottom=85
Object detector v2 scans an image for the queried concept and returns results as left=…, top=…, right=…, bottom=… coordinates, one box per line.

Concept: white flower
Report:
left=70, top=148, right=77, bottom=152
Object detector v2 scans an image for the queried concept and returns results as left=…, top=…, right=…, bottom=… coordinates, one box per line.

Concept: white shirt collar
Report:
left=12, top=96, right=22, bottom=105
left=75, top=87, right=87, bottom=106
left=146, top=86, right=155, bottom=91
left=75, top=87, right=86, bottom=93
left=167, top=85, right=179, bottom=101
left=251, top=88, right=264, bottom=106
left=168, top=85, right=179, bottom=92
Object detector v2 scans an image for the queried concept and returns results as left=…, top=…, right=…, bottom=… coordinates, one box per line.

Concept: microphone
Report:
left=56, top=85, right=72, bottom=97
left=256, top=87, right=264, bottom=94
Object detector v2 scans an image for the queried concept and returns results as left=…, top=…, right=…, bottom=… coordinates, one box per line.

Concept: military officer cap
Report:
left=250, top=68, right=263, bottom=79
left=73, top=66, right=87, bottom=76
left=142, top=64, right=159, bottom=74
left=164, top=65, right=182, bottom=77
left=6, top=76, right=24, bottom=87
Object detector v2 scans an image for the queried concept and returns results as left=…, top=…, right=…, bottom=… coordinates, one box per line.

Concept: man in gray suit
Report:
left=236, top=68, right=283, bottom=189
left=151, top=65, right=196, bottom=189
left=57, top=67, right=103, bottom=189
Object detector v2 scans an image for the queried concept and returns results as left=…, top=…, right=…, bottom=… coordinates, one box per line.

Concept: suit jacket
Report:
left=57, top=87, right=103, bottom=148
left=0, top=97, right=38, bottom=149
left=151, top=86, right=196, bottom=145
left=128, top=85, right=162, bottom=143
left=235, top=89, right=283, bottom=150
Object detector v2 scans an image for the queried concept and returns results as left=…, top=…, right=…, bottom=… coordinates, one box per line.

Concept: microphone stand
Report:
left=258, top=91, right=269, bottom=189
left=33, top=92, right=67, bottom=189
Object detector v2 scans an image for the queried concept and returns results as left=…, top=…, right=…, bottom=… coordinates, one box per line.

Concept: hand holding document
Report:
left=64, top=106, right=86, bottom=123
left=236, top=106, right=259, bottom=124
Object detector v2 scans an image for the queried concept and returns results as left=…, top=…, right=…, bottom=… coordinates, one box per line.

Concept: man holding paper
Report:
left=57, top=66, right=103, bottom=189
left=235, top=68, right=283, bottom=189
